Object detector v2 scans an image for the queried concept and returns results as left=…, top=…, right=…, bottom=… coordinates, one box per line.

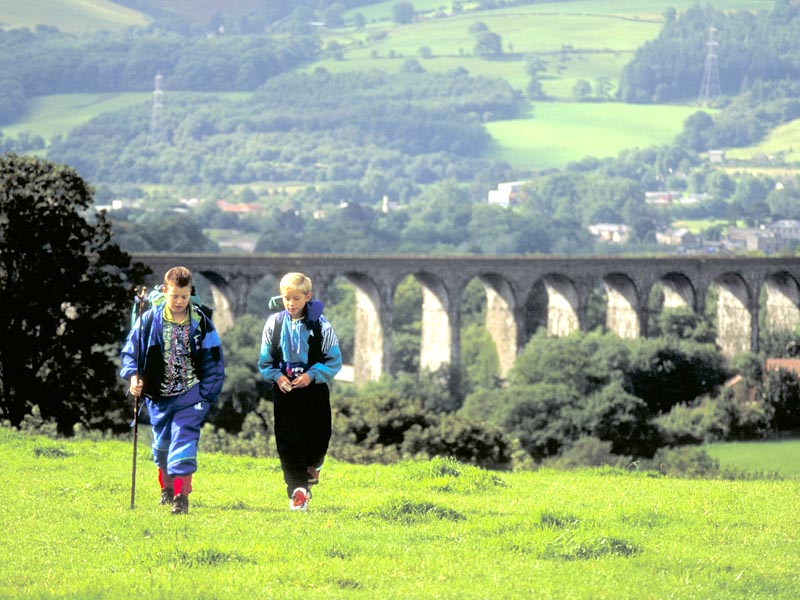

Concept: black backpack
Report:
left=270, top=310, right=324, bottom=370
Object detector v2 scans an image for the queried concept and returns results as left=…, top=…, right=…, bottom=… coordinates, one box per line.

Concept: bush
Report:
left=764, top=368, right=800, bottom=432
left=330, top=389, right=512, bottom=468
left=646, top=446, right=724, bottom=478
left=545, top=436, right=631, bottom=469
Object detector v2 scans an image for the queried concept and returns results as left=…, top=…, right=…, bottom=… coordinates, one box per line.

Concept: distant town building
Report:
left=708, top=149, right=725, bottom=163
left=216, top=200, right=263, bottom=214
left=724, top=220, right=800, bottom=254
left=587, top=223, right=631, bottom=244
left=768, top=219, right=800, bottom=240
left=487, top=181, right=526, bottom=207
left=645, top=191, right=707, bottom=205
left=765, top=358, right=800, bottom=377
left=656, top=228, right=700, bottom=247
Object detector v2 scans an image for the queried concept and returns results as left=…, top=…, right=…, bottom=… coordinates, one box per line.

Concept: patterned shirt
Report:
left=159, top=312, right=198, bottom=397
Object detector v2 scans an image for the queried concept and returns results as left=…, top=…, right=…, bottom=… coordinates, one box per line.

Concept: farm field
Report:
left=1, top=427, right=799, bottom=599
left=724, top=118, right=800, bottom=164
left=1, top=93, right=151, bottom=143
left=1, top=92, right=254, bottom=145
left=485, top=101, right=702, bottom=169
left=0, top=0, right=790, bottom=175
left=0, top=0, right=149, bottom=33
left=705, top=438, right=800, bottom=477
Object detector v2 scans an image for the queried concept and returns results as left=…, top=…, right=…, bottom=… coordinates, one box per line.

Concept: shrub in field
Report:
left=545, top=436, right=631, bottom=470
left=763, top=368, right=800, bottom=432
left=200, top=406, right=276, bottom=458
left=647, top=445, right=723, bottom=478
left=401, top=417, right=512, bottom=469
left=330, top=389, right=512, bottom=467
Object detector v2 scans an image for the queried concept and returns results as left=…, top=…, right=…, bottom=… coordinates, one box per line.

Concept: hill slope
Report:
left=0, top=0, right=150, bottom=33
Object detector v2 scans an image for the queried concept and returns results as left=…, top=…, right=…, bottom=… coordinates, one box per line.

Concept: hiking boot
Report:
left=160, top=487, right=174, bottom=506
left=171, top=493, right=189, bottom=515
left=290, top=487, right=309, bottom=512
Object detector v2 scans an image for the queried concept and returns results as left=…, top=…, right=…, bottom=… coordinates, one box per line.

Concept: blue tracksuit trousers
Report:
left=146, top=384, right=211, bottom=477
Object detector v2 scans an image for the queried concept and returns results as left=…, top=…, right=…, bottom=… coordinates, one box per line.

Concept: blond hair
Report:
left=280, top=272, right=312, bottom=295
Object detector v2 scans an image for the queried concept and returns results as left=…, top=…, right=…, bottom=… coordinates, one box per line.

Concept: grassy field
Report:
left=485, top=102, right=703, bottom=169
left=705, top=439, right=800, bottom=476
left=1, top=93, right=151, bottom=143
left=0, top=0, right=149, bottom=33
left=1, top=92, right=254, bottom=144
left=1, top=426, right=799, bottom=599
left=724, top=118, right=800, bottom=164
left=0, top=0, right=790, bottom=174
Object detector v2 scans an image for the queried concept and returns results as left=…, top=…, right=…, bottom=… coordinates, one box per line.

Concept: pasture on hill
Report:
left=0, top=0, right=149, bottom=33
left=1, top=93, right=151, bottom=143
left=1, top=0, right=783, bottom=176
left=1, top=427, right=798, bottom=599
left=724, top=118, right=800, bottom=164
left=485, top=101, right=705, bottom=169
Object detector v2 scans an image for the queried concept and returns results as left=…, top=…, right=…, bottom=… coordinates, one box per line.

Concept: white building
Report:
left=487, top=181, right=526, bottom=208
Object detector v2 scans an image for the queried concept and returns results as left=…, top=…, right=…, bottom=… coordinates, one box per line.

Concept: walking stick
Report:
left=130, top=286, right=146, bottom=509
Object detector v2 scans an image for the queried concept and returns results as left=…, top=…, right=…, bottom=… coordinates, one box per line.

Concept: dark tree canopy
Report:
left=0, top=154, right=137, bottom=432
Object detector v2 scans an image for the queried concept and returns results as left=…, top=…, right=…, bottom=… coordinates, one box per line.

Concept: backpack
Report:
left=130, top=284, right=213, bottom=330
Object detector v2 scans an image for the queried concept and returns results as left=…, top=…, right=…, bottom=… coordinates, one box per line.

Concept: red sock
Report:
left=158, top=468, right=174, bottom=490
left=174, top=475, right=193, bottom=495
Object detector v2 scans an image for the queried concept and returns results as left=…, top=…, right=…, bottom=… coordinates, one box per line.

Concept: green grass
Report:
left=671, top=219, right=730, bottom=234
left=1, top=93, right=151, bottom=143
left=1, top=92, right=254, bottom=144
left=704, top=439, right=800, bottom=476
left=325, top=0, right=770, bottom=98
left=1, top=426, right=799, bottom=599
left=485, top=102, right=702, bottom=169
left=724, top=118, right=800, bottom=164
left=347, top=0, right=772, bottom=23
left=0, top=0, right=149, bottom=33
left=0, top=0, right=784, bottom=175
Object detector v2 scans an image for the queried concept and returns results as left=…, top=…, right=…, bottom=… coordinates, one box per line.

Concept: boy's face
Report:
left=282, top=287, right=312, bottom=320
left=165, top=284, right=191, bottom=318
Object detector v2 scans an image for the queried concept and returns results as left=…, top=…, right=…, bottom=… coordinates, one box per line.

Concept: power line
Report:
left=698, top=26, right=721, bottom=105
left=148, top=72, right=165, bottom=147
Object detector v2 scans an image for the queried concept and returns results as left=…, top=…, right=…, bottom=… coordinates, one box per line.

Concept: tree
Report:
left=392, top=1, right=415, bottom=24
left=572, top=79, right=592, bottom=101
left=0, top=154, right=137, bottom=432
left=474, top=32, right=503, bottom=57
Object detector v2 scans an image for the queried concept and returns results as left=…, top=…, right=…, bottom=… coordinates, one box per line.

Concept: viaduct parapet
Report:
left=132, top=253, right=800, bottom=382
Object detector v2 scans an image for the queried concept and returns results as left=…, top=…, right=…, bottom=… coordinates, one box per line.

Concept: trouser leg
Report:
left=274, top=384, right=331, bottom=497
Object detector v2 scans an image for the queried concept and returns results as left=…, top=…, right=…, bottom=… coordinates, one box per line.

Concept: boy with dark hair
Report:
left=257, top=272, right=342, bottom=511
left=120, top=266, right=225, bottom=514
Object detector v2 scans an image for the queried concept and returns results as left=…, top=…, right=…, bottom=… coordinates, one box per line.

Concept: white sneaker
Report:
left=290, top=487, right=309, bottom=511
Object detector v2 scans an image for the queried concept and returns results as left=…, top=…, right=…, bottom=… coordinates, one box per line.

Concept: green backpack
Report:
left=129, top=285, right=212, bottom=329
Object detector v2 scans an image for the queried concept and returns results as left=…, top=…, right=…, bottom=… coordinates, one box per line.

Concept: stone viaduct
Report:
left=132, top=253, right=800, bottom=382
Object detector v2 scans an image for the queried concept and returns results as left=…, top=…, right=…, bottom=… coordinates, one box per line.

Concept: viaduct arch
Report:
left=132, top=253, right=800, bottom=382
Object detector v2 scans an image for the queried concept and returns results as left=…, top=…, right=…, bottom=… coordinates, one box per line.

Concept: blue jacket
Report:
left=120, top=304, right=225, bottom=402
left=257, top=299, right=342, bottom=386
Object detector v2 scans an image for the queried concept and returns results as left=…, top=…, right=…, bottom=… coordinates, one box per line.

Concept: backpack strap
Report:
left=270, top=312, right=284, bottom=368
left=270, top=311, right=323, bottom=369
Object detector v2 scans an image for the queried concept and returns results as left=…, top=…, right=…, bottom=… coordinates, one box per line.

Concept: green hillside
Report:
left=0, top=0, right=792, bottom=179
left=486, top=101, right=706, bottom=169
left=1, top=93, right=150, bottom=142
left=725, top=118, right=800, bottom=163
left=0, top=0, right=150, bottom=33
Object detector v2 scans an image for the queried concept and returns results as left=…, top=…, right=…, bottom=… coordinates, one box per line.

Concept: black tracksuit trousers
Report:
left=273, top=382, right=332, bottom=498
